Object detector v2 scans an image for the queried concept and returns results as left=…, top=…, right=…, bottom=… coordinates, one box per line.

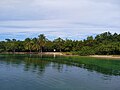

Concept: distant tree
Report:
left=84, top=36, right=94, bottom=47
left=45, top=40, right=54, bottom=52
left=0, top=32, right=120, bottom=55
left=11, top=39, right=17, bottom=53
left=5, top=39, right=11, bottom=42
left=53, top=37, right=64, bottom=52
left=24, top=38, right=33, bottom=53
left=87, top=36, right=93, bottom=41
left=78, top=46, right=95, bottom=56
left=38, top=34, right=47, bottom=53
left=64, top=39, right=73, bottom=51
left=0, top=41, right=5, bottom=52
left=32, top=38, right=39, bottom=52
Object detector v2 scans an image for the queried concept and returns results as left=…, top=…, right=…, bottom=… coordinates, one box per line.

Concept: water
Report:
left=0, top=54, right=120, bottom=90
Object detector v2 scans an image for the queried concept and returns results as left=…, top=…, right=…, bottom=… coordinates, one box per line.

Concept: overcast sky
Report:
left=0, top=0, right=120, bottom=40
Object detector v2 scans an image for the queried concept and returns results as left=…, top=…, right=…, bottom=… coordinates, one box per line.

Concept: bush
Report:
left=78, top=46, right=95, bottom=56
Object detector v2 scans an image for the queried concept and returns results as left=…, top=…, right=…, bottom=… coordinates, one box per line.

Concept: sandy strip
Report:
left=41, top=52, right=63, bottom=55
left=90, top=55, right=120, bottom=59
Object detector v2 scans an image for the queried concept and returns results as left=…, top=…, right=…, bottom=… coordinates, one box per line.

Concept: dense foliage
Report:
left=0, top=32, right=120, bottom=55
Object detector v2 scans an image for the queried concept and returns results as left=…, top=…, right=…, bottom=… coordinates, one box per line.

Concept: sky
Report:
left=0, top=0, right=120, bottom=41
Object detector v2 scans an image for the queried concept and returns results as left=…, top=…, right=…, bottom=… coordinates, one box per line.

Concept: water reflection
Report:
left=0, top=54, right=120, bottom=76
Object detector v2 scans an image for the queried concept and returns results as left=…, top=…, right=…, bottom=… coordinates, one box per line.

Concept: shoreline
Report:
left=0, top=52, right=64, bottom=55
left=89, top=55, right=120, bottom=59
left=1, top=52, right=120, bottom=59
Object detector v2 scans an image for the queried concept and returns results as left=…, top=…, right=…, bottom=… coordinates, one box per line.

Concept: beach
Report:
left=90, top=55, right=120, bottom=59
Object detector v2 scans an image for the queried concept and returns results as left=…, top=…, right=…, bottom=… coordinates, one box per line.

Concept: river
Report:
left=0, top=54, right=120, bottom=90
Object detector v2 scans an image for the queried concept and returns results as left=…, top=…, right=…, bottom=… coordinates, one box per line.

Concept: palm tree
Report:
left=11, top=39, right=17, bottom=53
left=32, top=38, right=39, bottom=52
left=24, top=38, right=33, bottom=53
left=5, top=39, right=11, bottom=51
left=38, top=34, right=47, bottom=53
left=53, top=37, right=64, bottom=52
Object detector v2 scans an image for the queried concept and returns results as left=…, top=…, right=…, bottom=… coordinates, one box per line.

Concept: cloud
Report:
left=0, top=0, right=120, bottom=40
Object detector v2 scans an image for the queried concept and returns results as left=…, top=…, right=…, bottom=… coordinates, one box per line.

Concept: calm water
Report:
left=0, top=54, right=120, bottom=90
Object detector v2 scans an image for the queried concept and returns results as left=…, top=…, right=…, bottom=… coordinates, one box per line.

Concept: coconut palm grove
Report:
left=0, top=32, right=120, bottom=55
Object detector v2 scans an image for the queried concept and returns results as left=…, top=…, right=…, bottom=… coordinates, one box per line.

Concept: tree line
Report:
left=0, top=32, right=120, bottom=55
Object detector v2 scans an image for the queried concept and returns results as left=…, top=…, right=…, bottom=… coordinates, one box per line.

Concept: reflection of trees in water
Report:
left=0, top=55, right=50, bottom=76
left=0, top=55, right=120, bottom=76
left=52, top=63, right=64, bottom=72
left=23, top=57, right=51, bottom=75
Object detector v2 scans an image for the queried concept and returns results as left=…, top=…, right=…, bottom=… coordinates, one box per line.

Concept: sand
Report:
left=90, top=55, right=120, bottom=59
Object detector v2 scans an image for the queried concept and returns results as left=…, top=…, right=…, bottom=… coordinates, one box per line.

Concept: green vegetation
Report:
left=0, top=32, right=120, bottom=55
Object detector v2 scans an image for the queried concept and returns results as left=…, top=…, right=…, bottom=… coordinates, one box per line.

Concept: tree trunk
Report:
left=40, top=47, right=42, bottom=53
left=30, top=49, right=31, bottom=53
left=14, top=49, right=15, bottom=53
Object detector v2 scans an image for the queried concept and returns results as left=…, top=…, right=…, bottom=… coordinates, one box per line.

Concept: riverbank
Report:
left=1, top=52, right=120, bottom=59
left=90, top=55, right=120, bottom=59
left=0, top=52, right=64, bottom=55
